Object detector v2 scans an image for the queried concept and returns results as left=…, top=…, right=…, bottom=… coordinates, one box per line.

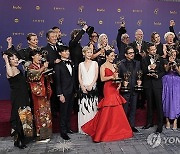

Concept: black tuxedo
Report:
left=119, top=59, right=141, bottom=127
left=141, top=55, right=165, bottom=129
left=55, top=60, right=75, bottom=134
left=129, top=41, right=148, bottom=61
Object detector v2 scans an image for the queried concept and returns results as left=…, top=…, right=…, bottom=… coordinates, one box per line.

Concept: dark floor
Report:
left=0, top=126, right=180, bottom=154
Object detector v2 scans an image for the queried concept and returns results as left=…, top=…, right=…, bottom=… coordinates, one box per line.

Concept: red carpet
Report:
left=0, top=100, right=147, bottom=137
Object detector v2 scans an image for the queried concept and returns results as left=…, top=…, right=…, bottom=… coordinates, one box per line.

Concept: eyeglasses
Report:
left=127, top=52, right=135, bottom=55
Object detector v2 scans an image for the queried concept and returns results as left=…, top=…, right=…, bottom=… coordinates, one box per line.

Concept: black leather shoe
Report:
left=156, top=127, right=162, bottom=133
left=61, top=133, right=70, bottom=140
left=142, top=124, right=154, bottom=129
left=131, top=127, right=139, bottom=133
left=67, top=130, right=75, bottom=134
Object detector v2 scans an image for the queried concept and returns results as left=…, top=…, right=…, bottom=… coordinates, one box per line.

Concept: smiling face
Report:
left=153, top=33, right=161, bottom=44
left=32, top=53, right=42, bottom=65
left=106, top=51, right=115, bottom=63
left=84, top=49, right=93, bottom=60
left=90, top=32, right=98, bottom=43
left=47, top=32, right=57, bottom=45
left=135, top=29, right=144, bottom=42
left=9, top=54, right=19, bottom=67
left=53, top=28, right=62, bottom=39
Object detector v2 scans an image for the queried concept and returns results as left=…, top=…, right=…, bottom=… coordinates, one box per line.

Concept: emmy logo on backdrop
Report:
left=121, top=71, right=131, bottom=92
left=135, top=70, right=143, bottom=91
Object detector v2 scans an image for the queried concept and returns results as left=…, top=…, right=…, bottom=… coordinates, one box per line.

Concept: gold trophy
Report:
left=135, top=70, right=143, bottom=91
left=121, top=71, right=131, bottom=92
left=41, top=50, right=54, bottom=76
left=77, top=18, right=94, bottom=36
left=148, top=54, right=159, bottom=75
left=112, top=61, right=122, bottom=83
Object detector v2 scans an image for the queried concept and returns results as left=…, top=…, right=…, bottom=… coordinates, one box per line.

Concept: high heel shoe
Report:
left=172, top=119, right=177, bottom=130
left=165, top=122, right=170, bottom=129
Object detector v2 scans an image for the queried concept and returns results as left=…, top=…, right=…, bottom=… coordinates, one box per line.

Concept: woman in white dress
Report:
left=78, top=46, right=99, bottom=134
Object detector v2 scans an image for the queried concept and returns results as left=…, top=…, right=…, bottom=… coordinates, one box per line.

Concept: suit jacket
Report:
left=6, top=46, right=35, bottom=61
left=42, top=43, right=60, bottom=69
left=69, top=29, right=85, bottom=68
left=116, top=27, right=128, bottom=60
left=141, top=55, right=165, bottom=89
left=129, top=41, right=148, bottom=61
left=55, top=60, right=75, bottom=96
left=119, top=59, right=141, bottom=91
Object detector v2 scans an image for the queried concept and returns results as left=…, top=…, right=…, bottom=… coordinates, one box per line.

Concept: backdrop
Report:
left=0, top=0, right=179, bottom=100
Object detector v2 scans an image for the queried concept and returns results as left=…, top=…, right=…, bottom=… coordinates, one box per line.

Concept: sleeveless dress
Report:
left=78, top=61, right=98, bottom=134
left=82, top=68, right=133, bottom=142
left=8, top=71, right=32, bottom=137
left=162, top=70, right=180, bottom=119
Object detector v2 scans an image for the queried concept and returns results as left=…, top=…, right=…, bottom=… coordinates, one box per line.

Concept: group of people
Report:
left=2, top=19, right=180, bottom=149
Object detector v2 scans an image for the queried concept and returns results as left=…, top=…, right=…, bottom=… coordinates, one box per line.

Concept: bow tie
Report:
left=62, top=60, right=71, bottom=65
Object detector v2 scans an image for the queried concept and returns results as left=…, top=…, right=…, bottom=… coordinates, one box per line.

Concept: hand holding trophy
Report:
left=77, top=18, right=94, bottom=36
left=147, top=54, right=159, bottom=78
left=112, top=61, right=121, bottom=83
left=135, top=70, right=143, bottom=91
left=121, top=71, right=131, bottom=92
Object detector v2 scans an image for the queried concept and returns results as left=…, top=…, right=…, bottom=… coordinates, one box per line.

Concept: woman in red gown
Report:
left=82, top=50, right=133, bottom=142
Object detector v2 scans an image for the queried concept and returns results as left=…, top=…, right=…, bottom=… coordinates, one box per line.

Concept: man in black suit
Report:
left=129, top=29, right=148, bottom=62
left=43, top=29, right=61, bottom=69
left=119, top=46, right=141, bottom=132
left=55, top=45, right=75, bottom=140
left=42, top=29, right=61, bottom=117
left=141, top=43, right=165, bottom=133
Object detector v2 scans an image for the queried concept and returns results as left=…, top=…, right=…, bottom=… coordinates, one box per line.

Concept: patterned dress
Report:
left=28, top=63, right=52, bottom=140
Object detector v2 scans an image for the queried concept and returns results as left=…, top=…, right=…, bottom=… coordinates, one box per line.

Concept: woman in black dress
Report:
left=3, top=52, right=32, bottom=149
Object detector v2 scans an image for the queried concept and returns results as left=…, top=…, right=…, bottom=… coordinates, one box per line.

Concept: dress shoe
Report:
left=131, top=127, right=139, bottom=133
left=61, top=133, right=70, bottom=140
left=156, top=127, right=162, bottom=133
left=67, top=129, right=75, bottom=134
left=142, top=124, right=154, bottom=129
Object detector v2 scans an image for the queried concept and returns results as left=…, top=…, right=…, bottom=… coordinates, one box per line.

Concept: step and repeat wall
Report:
left=0, top=0, right=179, bottom=100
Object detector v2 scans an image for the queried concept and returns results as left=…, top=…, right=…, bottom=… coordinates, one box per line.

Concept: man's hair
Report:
left=125, top=46, right=133, bottom=54
left=46, top=29, right=55, bottom=38
left=147, top=43, right=155, bottom=50
left=52, top=26, right=59, bottom=30
left=26, top=33, right=37, bottom=41
left=57, top=45, right=69, bottom=53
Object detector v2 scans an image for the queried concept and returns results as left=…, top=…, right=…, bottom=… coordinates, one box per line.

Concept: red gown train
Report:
left=82, top=68, right=133, bottom=142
